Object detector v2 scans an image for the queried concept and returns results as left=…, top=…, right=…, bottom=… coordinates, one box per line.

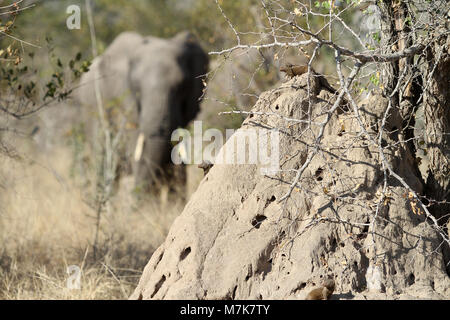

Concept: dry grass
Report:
left=0, top=147, right=185, bottom=299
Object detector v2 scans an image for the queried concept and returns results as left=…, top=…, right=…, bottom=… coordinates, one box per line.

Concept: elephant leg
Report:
left=167, top=163, right=187, bottom=197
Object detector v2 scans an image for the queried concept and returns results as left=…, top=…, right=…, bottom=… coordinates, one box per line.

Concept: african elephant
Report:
left=77, top=31, right=209, bottom=189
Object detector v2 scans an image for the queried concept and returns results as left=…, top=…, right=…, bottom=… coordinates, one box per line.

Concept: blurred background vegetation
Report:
left=9, top=0, right=368, bottom=131
left=14, top=0, right=259, bottom=61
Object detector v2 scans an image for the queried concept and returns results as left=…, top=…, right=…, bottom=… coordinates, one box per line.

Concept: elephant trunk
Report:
left=133, top=92, right=177, bottom=189
left=133, top=133, right=171, bottom=190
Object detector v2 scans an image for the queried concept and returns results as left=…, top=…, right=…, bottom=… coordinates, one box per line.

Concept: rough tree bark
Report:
left=423, top=34, right=450, bottom=219
left=378, top=0, right=449, bottom=269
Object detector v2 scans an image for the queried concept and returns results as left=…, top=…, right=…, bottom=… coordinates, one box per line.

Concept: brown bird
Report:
left=280, top=63, right=337, bottom=94
left=198, top=160, right=213, bottom=176
left=305, top=278, right=335, bottom=300
left=280, top=63, right=309, bottom=78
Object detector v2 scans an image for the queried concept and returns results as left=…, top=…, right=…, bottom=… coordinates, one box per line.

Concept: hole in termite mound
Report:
left=150, top=275, right=166, bottom=298
left=180, top=247, right=191, bottom=261
left=251, top=215, right=267, bottom=229
left=315, top=167, right=324, bottom=181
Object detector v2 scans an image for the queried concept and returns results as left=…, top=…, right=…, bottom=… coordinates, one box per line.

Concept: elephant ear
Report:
left=178, top=33, right=209, bottom=126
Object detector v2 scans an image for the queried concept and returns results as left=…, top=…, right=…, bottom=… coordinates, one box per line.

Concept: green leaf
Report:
left=369, top=74, right=380, bottom=86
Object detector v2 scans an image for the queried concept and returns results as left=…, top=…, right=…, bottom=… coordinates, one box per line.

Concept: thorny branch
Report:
left=211, top=0, right=450, bottom=271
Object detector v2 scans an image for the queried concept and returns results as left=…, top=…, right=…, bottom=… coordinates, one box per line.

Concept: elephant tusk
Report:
left=134, top=132, right=145, bottom=162
left=178, top=139, right=189, bottom=163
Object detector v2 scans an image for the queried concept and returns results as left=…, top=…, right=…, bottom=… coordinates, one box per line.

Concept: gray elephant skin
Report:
left=77, top=31, right=209, bottom=189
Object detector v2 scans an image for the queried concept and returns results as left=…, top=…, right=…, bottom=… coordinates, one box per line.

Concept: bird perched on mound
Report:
left=280, top=63, right=337, bottom=94
left=305, top=278, right=335, bottom=300
left=280, top=63, right=309, bottom=78
left=198, top=160, right=213, bottom=176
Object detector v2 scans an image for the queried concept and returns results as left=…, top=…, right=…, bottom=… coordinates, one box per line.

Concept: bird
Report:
left=305, top=278, right=336, bottom=300
left=198, top=160, right=213, bottom=175
left=280, top=63, right=309, bottom=78
left=280, top=63, right=337, bottom=94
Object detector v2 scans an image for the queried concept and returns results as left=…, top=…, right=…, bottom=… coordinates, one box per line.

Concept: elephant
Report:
left=77, top=31, right=209, bottom=190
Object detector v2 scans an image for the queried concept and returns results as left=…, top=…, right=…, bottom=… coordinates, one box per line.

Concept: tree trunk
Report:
left=378, top=0, right=424, bottom=191
left=379, top=0, right=450, bottom=272
left=423, top=34, right=450, bottom=220
left=379, top=1, right=449, bottom=219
